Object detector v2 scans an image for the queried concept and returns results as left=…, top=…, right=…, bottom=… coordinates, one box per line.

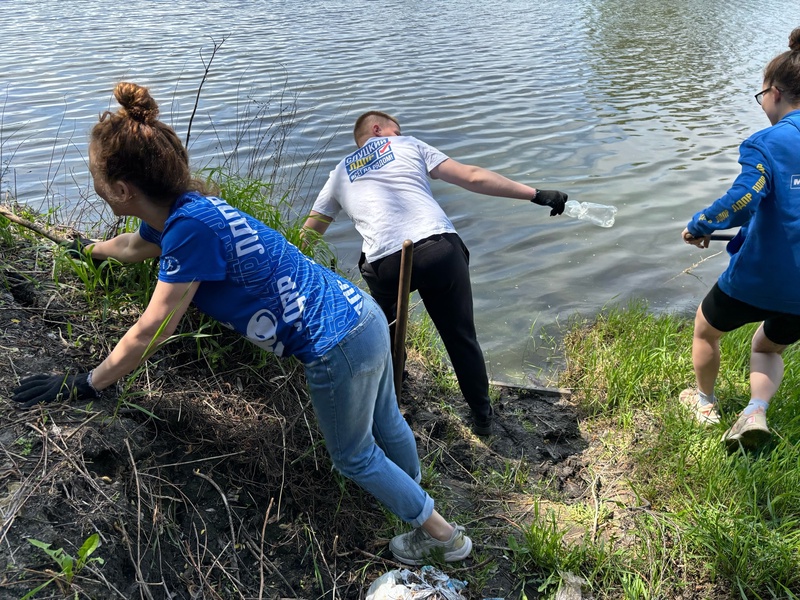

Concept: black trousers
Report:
left=359, top=233, right=491, bottom=418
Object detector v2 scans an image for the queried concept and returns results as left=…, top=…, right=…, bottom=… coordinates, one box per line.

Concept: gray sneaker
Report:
left=389, top=523, right=472, bottom=565
left=722, top=408, right=771, bottom=451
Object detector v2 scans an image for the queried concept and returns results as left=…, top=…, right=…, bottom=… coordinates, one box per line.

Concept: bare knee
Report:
left=694, top=304, right=724, bottom=343
left=752, top=324, right=788, bottom=355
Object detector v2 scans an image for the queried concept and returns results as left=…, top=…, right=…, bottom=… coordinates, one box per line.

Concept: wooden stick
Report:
left=0, top=204, right=67, bottom=245
left=393, top=240, right=414, bottom=402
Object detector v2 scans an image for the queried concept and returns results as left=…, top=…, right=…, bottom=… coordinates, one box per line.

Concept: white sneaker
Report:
left=679, top=388, right=720, bottom=425
left=722, top=408, right=771, bottom=451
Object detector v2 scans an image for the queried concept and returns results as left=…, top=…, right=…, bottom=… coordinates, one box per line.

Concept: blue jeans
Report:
left=303, top=296, right=434, bottom=527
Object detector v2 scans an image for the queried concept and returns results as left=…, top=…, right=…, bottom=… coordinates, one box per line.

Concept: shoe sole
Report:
left=391, top=535, right=473, bottom=566
left=724, top=428, right=771, bottom=452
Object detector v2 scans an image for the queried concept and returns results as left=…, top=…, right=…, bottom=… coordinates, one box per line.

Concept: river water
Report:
left=3, top=1, right=799, bottom=381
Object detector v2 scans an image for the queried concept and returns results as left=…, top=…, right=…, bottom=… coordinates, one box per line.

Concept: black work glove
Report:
left=62, top=237, right=104, bottom=269
left=531, top=189, right=568, bottom=216
left=11, top=372, right=99, bottom=409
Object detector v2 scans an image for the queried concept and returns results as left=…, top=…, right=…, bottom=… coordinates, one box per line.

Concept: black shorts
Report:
left=701, top=282, right=800, bottom=345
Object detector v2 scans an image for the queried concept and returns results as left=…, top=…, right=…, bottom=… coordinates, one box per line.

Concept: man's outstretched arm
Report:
left=431, top=158, right=535, bottom=199
left=431, top=158, right=567, bottom=216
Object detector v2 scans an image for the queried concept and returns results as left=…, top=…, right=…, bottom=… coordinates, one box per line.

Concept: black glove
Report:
left=11, top=372, right=99, bottom=409
left=62, top=237, right=104, bottom=269
left=531, top=190, right=568, bottom=216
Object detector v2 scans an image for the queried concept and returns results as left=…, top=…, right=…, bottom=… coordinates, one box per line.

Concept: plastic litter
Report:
left=554, top=571, right=588, bottom=600
left=563, top=200, right=618, bottom=228
left=366, top=566, right=468, bottom=600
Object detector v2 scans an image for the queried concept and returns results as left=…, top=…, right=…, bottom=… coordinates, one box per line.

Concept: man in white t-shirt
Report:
left=303, top=111, right=568, bottom=435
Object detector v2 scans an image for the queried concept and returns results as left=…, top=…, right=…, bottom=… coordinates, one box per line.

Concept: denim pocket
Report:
left=336, top=303, right=390, bottom=377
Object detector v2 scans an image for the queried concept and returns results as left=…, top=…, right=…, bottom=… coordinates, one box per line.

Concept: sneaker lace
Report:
left=408, top=526, right=432, bottom=549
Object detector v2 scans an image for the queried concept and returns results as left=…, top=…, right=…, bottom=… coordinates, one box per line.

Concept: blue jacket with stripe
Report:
left=687, top=109, right=800, bottom=314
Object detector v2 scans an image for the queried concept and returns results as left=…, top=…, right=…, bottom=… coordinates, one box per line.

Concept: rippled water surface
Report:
left=3, top=1, right=799, bottom=380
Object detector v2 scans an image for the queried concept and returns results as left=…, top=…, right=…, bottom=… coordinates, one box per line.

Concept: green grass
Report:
left=22, top=195, right=800, bottom=598
left=405, top=309, right=462, bottom=399
left=549, top=300, right=800, bottom=599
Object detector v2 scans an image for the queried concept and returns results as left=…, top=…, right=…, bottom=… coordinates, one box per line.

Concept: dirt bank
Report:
left=0, top=230, right=591, bottom=599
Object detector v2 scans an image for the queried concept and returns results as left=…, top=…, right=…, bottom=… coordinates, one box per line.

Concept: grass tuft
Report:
left=558, top=301, right=800, bottom=598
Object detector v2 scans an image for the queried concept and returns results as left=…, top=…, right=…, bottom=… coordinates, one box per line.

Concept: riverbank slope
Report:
left=1, top=217, right=798, bottom=599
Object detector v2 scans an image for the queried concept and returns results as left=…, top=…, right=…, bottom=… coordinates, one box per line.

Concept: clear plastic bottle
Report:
left=563, top=200, right=618, bottom=228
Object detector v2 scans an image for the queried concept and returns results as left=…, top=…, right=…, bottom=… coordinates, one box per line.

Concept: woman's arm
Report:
left=90, top=279, right=201, bottom=390
left=686, top=141, right=768, bottom=237
left=90, top=231, right=162, bottom=263
left=11, top=279, right=201, bottom=407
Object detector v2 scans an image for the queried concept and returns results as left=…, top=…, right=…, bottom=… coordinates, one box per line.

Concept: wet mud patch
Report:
left=401, top=367, right=588, bottom=495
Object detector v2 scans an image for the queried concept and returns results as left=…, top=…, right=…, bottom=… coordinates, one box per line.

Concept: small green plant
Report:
left=0, top=215, right=14, bottom=245
left=406, top=312, right=460, bottom=396
left=507, top=503, right=588, bottom=591
left=13, top=434, right=34, bottom=457
left=419, top=447, right=443, bottom=489
left=486, top=459, right=530, bottom=493
left=23, top=533, right=104, bottom=599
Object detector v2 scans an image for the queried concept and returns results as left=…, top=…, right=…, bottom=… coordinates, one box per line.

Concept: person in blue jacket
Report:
left=10, top=82, right=472, bottom=565
left=681, top=27, right=800, bottom=450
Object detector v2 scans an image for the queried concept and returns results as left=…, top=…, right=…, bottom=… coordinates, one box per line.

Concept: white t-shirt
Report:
left=312, top=135, right=457, bottom=262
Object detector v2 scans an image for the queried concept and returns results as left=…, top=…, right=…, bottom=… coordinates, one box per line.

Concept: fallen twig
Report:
left=124, top=439, right=155, bottom=600
left=0, top=204, right=66, bottom=244
left=666, top=251, right=724, bottom=283
left=258, top=498, right=274, bottom=600
left=193, top=469, right=240, bottom=581
left=591, top=474, right=601, bottom=543
left=241, top=534, right=298, bottom=597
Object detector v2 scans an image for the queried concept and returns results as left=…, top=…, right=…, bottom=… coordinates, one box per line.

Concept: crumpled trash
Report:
left=554, top=571, right=588, bottom=600
left=366, top=566, right=468, bottom=600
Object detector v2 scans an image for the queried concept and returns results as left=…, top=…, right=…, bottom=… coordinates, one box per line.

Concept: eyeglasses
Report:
left=755, top=86, right=783, bottom=105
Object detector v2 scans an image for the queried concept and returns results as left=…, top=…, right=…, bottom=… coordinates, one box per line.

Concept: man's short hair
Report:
left=353, top=111, right=400, bottom=144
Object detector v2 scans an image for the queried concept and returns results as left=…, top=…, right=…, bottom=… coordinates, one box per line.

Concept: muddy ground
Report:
left=0, top=231, right=598, bottom=599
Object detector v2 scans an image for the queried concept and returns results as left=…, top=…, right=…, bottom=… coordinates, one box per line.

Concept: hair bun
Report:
left=114, top=82, right=159, bottom=124
left=789, top=27, right=800, bottom=52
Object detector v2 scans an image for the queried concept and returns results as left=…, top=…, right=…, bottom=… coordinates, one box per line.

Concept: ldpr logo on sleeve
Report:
left=792, top=174, right=800, bottom=189
left=160, top=255, right=181, bottom=275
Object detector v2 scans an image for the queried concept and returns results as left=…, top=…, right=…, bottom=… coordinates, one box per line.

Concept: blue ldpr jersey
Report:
left=687, top=110, right=800, bottom=314
left=139, top=193, right=365, bottom=363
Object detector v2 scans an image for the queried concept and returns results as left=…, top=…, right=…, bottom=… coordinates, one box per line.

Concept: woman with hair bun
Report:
left=10, top=82, right=472, bottom=565
left=680, top=27, right=800, bottom=450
